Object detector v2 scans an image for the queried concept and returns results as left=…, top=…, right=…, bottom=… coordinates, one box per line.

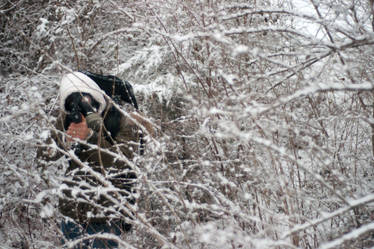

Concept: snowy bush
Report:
left=1, top=0, right=374, bottom=248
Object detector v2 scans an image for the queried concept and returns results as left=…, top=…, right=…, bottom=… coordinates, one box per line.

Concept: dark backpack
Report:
left=79, top=71, right=138, bottom=110
left=79, top=71, right=144, bottom=154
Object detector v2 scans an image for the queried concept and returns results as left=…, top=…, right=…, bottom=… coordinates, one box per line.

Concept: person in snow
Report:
left=38, top=71, right=153, bottom=248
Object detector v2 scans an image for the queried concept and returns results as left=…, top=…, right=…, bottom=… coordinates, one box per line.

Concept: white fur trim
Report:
left=59, top=72, right=106, bottom=114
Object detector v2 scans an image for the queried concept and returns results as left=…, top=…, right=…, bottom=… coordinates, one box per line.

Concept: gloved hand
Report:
left=66, top=115, right=92, bottom=141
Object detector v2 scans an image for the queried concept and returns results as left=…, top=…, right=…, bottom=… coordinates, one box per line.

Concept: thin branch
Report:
left=318, top=222, right=374, bottom=249
left=282, top=194, right=374, bottom=239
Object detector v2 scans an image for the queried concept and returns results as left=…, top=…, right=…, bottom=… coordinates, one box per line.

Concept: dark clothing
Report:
left=61, top=219, right=129, bottom=248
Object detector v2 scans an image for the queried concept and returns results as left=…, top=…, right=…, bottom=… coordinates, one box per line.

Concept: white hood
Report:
left=59, top=72, right=106, bottom=114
